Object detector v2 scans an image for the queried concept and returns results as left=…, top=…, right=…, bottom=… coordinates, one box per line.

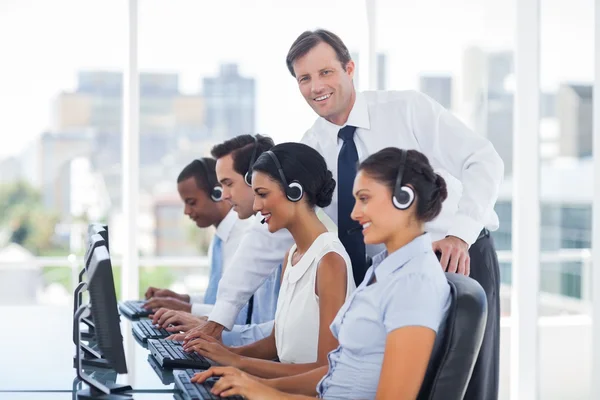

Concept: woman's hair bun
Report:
left=315, top=170, right=336, bottom=208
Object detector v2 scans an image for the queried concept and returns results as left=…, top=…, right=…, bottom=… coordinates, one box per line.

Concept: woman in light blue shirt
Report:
left=191, top=147, right=453, bottom=400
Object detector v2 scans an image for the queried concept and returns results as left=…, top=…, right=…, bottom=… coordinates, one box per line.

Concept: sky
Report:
left=0, top=0, right=595, bottom=160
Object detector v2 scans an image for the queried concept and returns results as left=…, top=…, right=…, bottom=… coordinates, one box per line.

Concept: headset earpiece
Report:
left=392, top=149, right=415, bottom=210
left=210, top=186, right=223, bottom=202
left=245, top=135, right=259, bottom=186
left=265, top=151, right=304, bottom=202
left=286, top=181, right=304, bottom=202
left=197, top=158, right=223, bottom=202
left=392, top=186, right=414, bottom=210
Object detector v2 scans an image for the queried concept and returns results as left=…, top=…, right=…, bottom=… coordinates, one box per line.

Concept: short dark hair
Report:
left=286, top=29, right=352, bottom=77
left=210, top=134, right=275, bottom=177
left=177, top=157, right=218, bottom=196
left=252, top=142, right=336, bottom=208
left=358, top=148, right=448, bottom=222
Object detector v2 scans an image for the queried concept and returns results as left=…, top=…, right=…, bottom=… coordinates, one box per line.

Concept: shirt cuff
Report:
left=191, top=303, right=213, bottom=317
left=189, top=294, right=204, bottom=304
left=445, top=213, right=483, bottom=247
left=208, top=301, right=243, bottom=331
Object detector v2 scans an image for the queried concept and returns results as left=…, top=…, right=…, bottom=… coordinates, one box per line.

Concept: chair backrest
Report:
left=417, top=272, right=488, bottom=400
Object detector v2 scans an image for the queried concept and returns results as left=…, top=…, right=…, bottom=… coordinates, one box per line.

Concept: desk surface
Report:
left=0, top=306, right=179, bottom=397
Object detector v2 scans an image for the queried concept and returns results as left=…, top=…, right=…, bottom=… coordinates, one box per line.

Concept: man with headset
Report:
left=208, top=134, right=287, bottom=335
left=187, top=30, right=504, bottom=399
left=143, top=157, right=259, bottom=344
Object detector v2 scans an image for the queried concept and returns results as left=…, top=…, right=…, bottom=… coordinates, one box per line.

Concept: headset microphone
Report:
left=347, top=226, right=362, bottom=235
left=261, top=217, right=266, bottom=224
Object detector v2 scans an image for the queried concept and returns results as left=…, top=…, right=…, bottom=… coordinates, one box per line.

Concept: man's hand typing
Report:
left=183, top=320, right=226, bottom=345
left=144, top=286, right=190, bottom=302
left=149, top=308, right=204, bottom=332
left=143, top=296, right=192, bottom=313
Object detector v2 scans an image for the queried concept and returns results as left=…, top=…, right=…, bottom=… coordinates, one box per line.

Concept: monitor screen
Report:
left=87, top=245, right=127, bottom=374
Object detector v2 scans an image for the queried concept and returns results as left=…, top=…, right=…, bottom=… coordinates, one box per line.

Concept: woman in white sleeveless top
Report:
left=275, top=230, right=352, bottom=363
left=185, top=143, right=355, bottom=379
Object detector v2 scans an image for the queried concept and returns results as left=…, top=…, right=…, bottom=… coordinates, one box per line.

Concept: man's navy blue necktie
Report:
left=337, top=125, right=367, bottom=285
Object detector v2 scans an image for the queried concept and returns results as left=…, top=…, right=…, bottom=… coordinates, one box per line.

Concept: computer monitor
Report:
left=73, top=244, right=131, bottom=399
left=88, top=223, right=109, bottom=253
left=74, top=233, right=107, bottom=344
left=81, top=224, right=109, bottom=288
left=77, top=233, right=107, bottom=286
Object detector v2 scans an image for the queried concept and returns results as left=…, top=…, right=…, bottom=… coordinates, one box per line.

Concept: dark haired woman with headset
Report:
left=189, top=147, right=453, bottom=400
left=183, top=142, right=356, bottom=379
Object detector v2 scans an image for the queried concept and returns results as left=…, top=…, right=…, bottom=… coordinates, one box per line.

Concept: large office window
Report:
left=0, top=0, right=124, bottom=306
left=537, top=0, right=594, bottom=397
left=538, top=0, right=594, bottom=301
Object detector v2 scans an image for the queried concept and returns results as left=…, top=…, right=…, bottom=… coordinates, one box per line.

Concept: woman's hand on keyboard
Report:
left=184, top=332, right=241, bottom=368
left=191, top=367, right=287, bottom=400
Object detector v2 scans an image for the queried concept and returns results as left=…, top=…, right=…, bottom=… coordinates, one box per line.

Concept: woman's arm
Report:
left=228, top=327, right=279, bottom=360
left=375, top=326, right=436, bottom=399
left=373, top=269, right=448, bottom=399
left=267, top=365, right=329, bottom=396
left=186, top=336, right=325, bottom=380
left=313, top=252, right=347, bottom=364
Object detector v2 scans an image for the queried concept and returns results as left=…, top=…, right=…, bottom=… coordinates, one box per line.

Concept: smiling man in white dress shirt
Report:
left=186, top=29, right=503, bottom=400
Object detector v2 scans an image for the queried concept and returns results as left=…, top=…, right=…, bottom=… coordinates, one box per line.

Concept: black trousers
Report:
left=463, top=230, right=500, bottom=400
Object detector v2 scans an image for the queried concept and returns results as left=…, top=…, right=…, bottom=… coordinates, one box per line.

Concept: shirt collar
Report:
left=317, top=91, right=371, bottom=147
left=215, top=208, right=238, bottom=242
left=371, top=233, right=433, bottom=280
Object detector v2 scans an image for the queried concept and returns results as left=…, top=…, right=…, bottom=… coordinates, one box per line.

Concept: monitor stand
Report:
left=73, top=305, right=132, bottom=399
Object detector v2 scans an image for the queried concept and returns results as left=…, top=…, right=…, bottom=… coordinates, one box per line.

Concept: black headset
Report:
left=244, top=135, right=258, bottom=186
left=392, top=149, right=415, bottom=210
left=265, top=151, right=304, bottom=202
left=196, top=158, right=223, bottom=202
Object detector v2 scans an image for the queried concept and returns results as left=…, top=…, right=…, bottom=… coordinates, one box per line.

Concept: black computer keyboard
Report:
left=174, top=369, right=244, bottom=400
left=132, top=319, right=172, bottom=343
left=118, top=300, right=152, bottom=319
left=148, top=339, right=211, bottom=370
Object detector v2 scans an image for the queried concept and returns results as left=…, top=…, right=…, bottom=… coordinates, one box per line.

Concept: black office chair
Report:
left=417, top=272, right=488, bottom=400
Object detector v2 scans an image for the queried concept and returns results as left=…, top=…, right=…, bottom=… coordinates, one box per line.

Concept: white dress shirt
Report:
left=209, top=90, right=504, bottom=329
left=189, top=208, right=252, bottom=316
